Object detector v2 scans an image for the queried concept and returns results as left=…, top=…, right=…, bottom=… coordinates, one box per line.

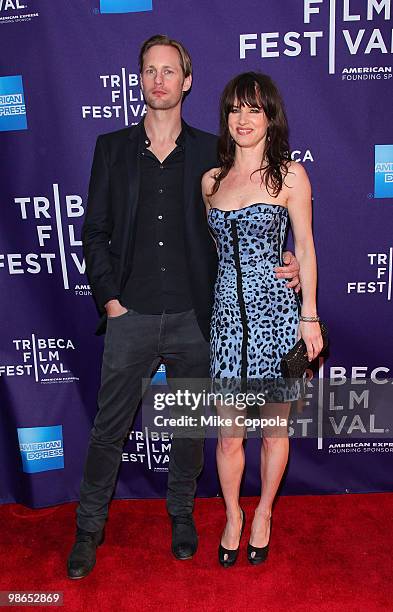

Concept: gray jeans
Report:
left=76, top=309, right=210, bottom=532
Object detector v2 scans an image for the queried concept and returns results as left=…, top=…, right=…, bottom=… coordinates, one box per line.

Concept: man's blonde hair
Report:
left=139, top=34, right=192, bottom=78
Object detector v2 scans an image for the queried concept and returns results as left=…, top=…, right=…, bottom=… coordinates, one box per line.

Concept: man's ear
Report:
left=182, top=74, right=192, bottom=94
left=140, top=74, right=144, bottom=92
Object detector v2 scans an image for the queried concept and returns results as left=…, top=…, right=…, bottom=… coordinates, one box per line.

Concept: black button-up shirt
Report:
left=121, top=122, right=193, bottom=313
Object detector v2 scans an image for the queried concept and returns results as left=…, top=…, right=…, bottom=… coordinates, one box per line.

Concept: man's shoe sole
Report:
left=171, top=539, right=198, bottom=560
left=172, top=548, right=195, bottom=560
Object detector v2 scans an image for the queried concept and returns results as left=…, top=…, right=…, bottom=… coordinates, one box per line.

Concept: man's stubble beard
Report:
left=144, top=92, right=183, bottom=112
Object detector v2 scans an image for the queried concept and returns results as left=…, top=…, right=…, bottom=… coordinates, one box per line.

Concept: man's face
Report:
left=140, top=44, right=192, bottom=111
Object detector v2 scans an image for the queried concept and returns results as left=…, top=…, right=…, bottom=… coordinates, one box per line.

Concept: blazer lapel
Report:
left=183, top=122, right=198, bottom=222
left=120, top=126, right=141, bottom=283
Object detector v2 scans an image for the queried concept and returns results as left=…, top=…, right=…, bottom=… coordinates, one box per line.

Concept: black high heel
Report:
left=247, top=515, right=272, bottom=565
left=218, top=508, right=245, bottom=568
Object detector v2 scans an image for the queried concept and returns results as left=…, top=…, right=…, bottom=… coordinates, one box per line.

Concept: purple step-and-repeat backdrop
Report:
left=1, top=0, right=392, bottom=507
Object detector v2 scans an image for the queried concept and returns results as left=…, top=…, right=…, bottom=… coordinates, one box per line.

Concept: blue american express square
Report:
left=374, top=145, right=393, bottom=198
left=100, top=0, right=152, bottom=13
left=0, top=75, right=27, bottom=132
left=17, top=425, right=64, bottom=473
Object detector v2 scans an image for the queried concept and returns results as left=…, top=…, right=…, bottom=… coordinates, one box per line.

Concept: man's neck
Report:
left=144, top=108, right=183, bottom=145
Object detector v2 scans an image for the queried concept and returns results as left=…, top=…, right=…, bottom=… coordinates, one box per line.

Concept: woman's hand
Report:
left=299, top=321, right=323, bottom=362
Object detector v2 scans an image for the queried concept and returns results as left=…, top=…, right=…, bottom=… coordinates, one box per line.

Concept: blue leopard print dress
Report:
left=208, top=202, right=302, bottom=402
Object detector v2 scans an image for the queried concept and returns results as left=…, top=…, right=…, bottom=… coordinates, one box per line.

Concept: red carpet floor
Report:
left=0, top=494, right=392, bottom=611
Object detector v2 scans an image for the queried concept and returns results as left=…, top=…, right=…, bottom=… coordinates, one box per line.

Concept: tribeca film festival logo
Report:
left=374, top=144, right=393, bottom=198
left=347, top=248, right=392, bottom=299
left=0, top=75, right=27, bottom=132
left=1, top=184, right=91, bottom=297
left=82, top=71, right=145, bottom=126
left=122, top=429, right=171, bottom=472
left=321, top=364, right=393, bottom=456
left=239, top=0, right=393, bottom=81
left=0, top=0, right=39, bottom=25
left=17, top=425, right=64, bottom=474
left=99, top=0, right=152, bottom=13
left=0, top=335, right=79, bottom=384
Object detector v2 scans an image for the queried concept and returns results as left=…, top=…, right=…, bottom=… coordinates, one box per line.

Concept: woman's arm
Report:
left=286, top=162, right=323, bottom=362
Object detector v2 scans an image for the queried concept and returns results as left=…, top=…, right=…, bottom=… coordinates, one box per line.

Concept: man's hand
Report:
left=274, top=251, right=301, bottom=292
left=105, top=299, right=128, bottom=318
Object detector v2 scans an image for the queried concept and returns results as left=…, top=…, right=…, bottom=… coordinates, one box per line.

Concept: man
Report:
left=67, top=34, right=300, bottom=579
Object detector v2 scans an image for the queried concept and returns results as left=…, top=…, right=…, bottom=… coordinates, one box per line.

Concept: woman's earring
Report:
left=266, top=127, right=271, bottom=142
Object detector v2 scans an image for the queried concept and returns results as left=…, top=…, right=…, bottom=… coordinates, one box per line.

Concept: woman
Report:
left=202, top=72, right=323, bottom=567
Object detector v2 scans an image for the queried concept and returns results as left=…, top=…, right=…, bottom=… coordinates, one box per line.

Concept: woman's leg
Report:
left=249, top=401, right=291, bottom=547
left=216, top=404, right=245, bottom=549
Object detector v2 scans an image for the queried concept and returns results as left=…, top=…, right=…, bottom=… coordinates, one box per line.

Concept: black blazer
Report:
left=82, top=120, right=219, bottom=339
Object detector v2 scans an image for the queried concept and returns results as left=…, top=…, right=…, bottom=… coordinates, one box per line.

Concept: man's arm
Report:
left=274, top=251, right=301, bottom=292
left=82, top=136, right=121, bottom=314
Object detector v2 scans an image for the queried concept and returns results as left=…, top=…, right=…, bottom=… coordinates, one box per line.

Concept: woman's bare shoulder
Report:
left=284, top=160, right=310, bottom=188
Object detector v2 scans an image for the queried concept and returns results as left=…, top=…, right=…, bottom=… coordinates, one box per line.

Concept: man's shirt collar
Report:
left=139, top=118, right=186, bottom=151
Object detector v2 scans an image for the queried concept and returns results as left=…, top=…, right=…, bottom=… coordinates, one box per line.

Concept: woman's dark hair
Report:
left=211, top=72, right=291, bottom=197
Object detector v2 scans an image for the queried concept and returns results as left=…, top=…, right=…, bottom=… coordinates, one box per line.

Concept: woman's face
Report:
left=227, top=97, right=269, bottom=149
